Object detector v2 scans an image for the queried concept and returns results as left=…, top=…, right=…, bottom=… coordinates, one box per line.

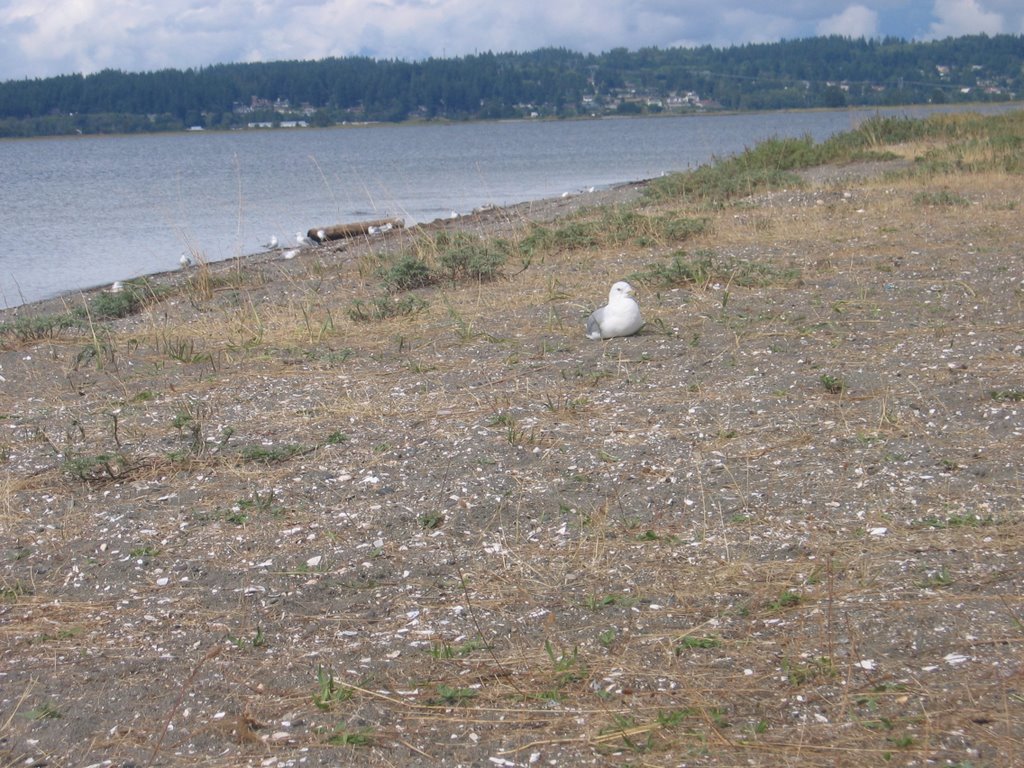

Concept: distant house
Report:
left=246, top=120, right=308, bottom=129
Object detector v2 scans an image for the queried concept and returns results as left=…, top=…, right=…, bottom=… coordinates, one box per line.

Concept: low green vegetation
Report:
left=646, top=110, right=1024, bottom=206
left=0, top=279, right=162, bottom=348
left=312, top=666, right=354, bottom=710
left=820, top=373, right=847, bottom=395
left=347, top=294, right=428, bottom=322
left=630, top=249, right=800, bottom=290
left=434, top=231, right=512, bottom=281
left=914, top=188, right=971, bottom=206
left=521, top=209, right=710, bottom=255
left=0, top=312, right=78, bottom=347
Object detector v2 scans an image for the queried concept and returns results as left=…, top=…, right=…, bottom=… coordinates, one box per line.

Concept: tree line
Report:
left=0, top=34, right=1020, bottom=137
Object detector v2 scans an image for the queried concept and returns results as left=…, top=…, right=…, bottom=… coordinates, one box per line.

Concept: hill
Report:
left=0, top=34, right=1021, bottom=136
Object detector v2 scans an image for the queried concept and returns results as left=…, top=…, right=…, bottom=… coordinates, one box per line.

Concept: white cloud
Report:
left=0, top=1, right=1019, bottom=81
left=817, top=5, right=880, bottom=38
left=927, top=0, right=1004, bottom=38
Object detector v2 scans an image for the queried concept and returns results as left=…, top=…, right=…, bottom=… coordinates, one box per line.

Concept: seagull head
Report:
left=609, top=281, right=636, bottom=301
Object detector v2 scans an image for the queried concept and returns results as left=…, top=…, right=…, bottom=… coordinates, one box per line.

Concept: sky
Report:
left=1, top=0, right=1022, bottom=82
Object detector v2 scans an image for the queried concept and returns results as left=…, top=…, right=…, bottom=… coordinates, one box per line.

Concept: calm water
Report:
left=0, top=104, right=1016, bottom=308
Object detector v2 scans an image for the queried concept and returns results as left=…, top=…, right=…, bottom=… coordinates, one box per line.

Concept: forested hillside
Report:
left=0, top=34, right=1019, bottom=137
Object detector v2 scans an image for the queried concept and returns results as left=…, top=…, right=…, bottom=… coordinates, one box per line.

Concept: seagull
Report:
left=296, top=231, right=316, bottom=247
left=264, top=235, right=279, bottom=249
left=586, top=281, right=644, bottom=340
left=282, top=248, right=299, bottom=260
left=109, top=280, right=124, bottom=293
left=179, top=253, right=192, bottom=268
left=316, top=229, right=327, bottom=242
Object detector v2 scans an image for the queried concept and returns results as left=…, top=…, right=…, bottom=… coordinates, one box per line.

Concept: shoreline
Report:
left=0, top=178, right=650, bottom=323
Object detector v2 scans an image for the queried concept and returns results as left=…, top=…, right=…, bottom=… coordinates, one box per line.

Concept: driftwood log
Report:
left=308, top=217, right=404, bottom=242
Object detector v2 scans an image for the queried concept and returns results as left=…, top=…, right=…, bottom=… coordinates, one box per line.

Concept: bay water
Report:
left=0, top=104, right=1015, bottom=308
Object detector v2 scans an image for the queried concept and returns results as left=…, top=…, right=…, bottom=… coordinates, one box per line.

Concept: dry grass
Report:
left=1, top=113, right=1023, bottom=766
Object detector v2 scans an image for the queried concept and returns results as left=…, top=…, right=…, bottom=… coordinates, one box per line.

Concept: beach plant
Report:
left=545, top=640, right=584, bottom=685
left=324, top=724, right=374, bottom=747
left=433, top=684, right=478, bottom=706
left=782, top=656, right=837, bottom=686
left=429, top=637, right=488, bottom=658
left=380, top=253, right=435, bottom=292
left=63, top=451, right=132, bottom=482
left=631, top=249, right=798, bottom=291
left=87, top=281, right=157, bottom=319
left=820, top=373, right=846, bottom=394
left=419, top=511, right=445, bottom=529
left=767, top=589, right=802, bottom=611
left=227, top=626, right=267, bottom=650
left=640, top=111, right=1024, bottom=207
left=655, top=213, right=711, bottom=242
left=23, top=702, right=62, bottom=721
left=347, top=295, right=427, bottom=322
left=674, top=636, right=721, bottom=653
left=0, top=312, right=79, bottom=348
left=434, top=231, right=510, bottom=281
left=646, top=136, right=813, bottom=206
left=597, top=629, right=617, bottom=647
left=990, top=388, right=1024, bottom=402
left=238, top=443, right=312, bottom=463
left=631, top=250, right=715, bottom=289
left=914, top=189, right=971, bottom=207
left=312, top=665, right=353, bottom=710
left=158, top=334, right=211, bottom=365
left=592, top=206, right=713, bottom=246
left=519, top=220, right=603, bottom=255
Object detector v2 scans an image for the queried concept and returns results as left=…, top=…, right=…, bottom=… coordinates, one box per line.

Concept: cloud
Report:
left=0, top=1, right=1020, bottom=81
left=926, top=0, right=1004, bottom=37
left=816, top=5, right=880, bottom=38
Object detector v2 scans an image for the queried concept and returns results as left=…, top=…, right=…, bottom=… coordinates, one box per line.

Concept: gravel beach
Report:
left=1, top=153, right=1022, bottom=767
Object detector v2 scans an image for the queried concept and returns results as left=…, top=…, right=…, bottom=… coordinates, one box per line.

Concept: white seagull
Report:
left=586, top=281, right=644, bottom=340
left=179, top=253, right=192, bottom=268
left=264, top=235, right=279, bottom=249
left=296, top=231, right=316, bottom=247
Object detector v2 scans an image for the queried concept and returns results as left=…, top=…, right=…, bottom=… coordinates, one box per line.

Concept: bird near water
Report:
left=586, top=281, right=644, bottom=340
